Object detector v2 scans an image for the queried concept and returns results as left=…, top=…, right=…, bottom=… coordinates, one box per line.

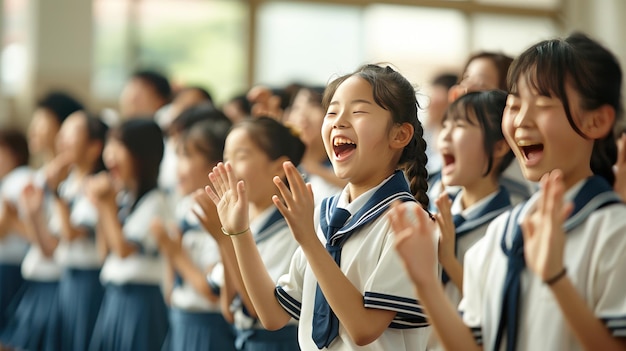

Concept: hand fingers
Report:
left=208, top=166, right=226, bottom=198
left=282, top=161, right=307, bottom=201
left=273, top=176, right=294, bottom=209
left=236, top=180, right=247, bottom=206
left=388, top=202, right=409, bottom=236
left=225, top=163, right=240, bottom=200
left=204, top=184, right=221, bottom=206
left=272, top=194, right=289, bottom=218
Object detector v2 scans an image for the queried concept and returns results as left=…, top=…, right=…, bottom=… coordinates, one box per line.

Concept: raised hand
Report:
left=434, top=191, right=455, bottom=262
left=271, top=161, right=316, bottom=245
left=45, top=153, right=73, bottom=191
left=192, top=188, right=223, bottom=240
left=388, top=201, right=439, bottom=286
left=20, top=183, right=45, bottom=218
left=150, top=218, right=178, bottom=256
left=84, top=172, right=117, bottom=207
left=204, top=162, right=249, bottom=235
left=521, top=170, right=572, bottom=281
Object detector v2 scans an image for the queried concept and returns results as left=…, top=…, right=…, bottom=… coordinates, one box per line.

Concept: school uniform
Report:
left=428, top=187, right=511, bottom=351
left=0, top=166, right=32, bottom=336
left=165, top=195, right=236, bottom=351
left=441, top=187, right=512, bottom=307
left=53, top=172, right=104, bottom=351
left=459, top=176, right=626, bottom=351
left=89, top=189, right=171, bottom=351
left=218, top=206, right=300, bottom=351
left=2, top=168, right=63, bottom=351
left=276, top=170, right=434, bottom=350
left=427, top=162, right=536, bottom=212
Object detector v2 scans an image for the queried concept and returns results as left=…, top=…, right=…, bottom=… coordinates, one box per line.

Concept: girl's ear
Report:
left=390, top=123, right=414, bottom=150
left=582, top=104, right=615, bottom=139
left=493, top=139, right=511, bottom=159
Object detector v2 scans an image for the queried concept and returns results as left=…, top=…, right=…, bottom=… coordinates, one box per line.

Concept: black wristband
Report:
left=544, top=267, right=567, bottom=286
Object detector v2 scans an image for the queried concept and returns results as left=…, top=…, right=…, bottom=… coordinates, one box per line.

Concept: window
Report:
left=93, top=0, right=248, bottom=104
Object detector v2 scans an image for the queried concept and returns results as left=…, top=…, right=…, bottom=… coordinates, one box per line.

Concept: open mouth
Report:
left=442, top=153, right=456, bottom=167
left=332, top=136, right=357, bottom=160
left=519, top=142, right=544, bottom=162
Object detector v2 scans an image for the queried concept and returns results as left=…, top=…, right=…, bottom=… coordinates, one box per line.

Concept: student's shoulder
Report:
left=585, top=202, right=626, bottom=238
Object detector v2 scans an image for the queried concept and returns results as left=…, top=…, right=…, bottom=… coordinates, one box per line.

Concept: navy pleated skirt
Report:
left=164, top=307, right=236, bottom=351
left=58, top=268, right=104, bottom=351
left=0, top=263, right=24, bottom=334
left=1, top=280, right=61, bottom=351
left=235, top=324, right=300, bottom=351
left=89, top=283, right=169, bottom=351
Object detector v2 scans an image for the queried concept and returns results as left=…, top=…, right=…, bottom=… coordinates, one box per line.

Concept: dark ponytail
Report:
left=508, top=32, right=623, bottom=185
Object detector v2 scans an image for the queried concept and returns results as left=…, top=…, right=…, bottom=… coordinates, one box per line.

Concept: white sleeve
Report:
left=458, top=214, right=506, bottom=346
left=124, top=191, right=172, bottom=255
left=362, top=203, right=433, bottom=328
left=591, top=212, right=626, bottom=337
left=275, top=247, right=307, bottom=320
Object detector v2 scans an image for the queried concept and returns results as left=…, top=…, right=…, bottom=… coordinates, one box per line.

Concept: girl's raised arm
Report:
left=85, top=173, right=136, bottom=258
left=388, top=201, right=482, bottom=351
left=273, top=161, right=396, bottom=346
left=20, top=184, right=59, bottom=257
left=205, top=162, right=291, bottom=330
left=522, top=170, right=626, bottom=350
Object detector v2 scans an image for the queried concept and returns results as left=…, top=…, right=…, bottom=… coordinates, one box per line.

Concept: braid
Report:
left=402, top=121, right=430, bottom=209
left=591, top=134, right=617, bottom=185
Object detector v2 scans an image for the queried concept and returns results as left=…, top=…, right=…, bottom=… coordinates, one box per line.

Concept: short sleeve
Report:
left=124, top=191, right=172, bottom=255
left=458, top=239, right=488, bottom=345
left=457, top=212, right=506, bottom=346
left=362, top=203, right=433, bottom=328
left=275, top=246, right=307, bottom=320
left=592, top=213, right=626, bottom=337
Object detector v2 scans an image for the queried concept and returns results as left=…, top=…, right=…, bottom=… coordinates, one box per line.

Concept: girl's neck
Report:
left=460, top=177, right=500, bottom=210
left=249, top=198, right=275, bottom=221
left=347, top=170, right=395, bottom=203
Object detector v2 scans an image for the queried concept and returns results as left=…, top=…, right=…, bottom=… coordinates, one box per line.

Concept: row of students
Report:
left=390, top=32, right=626, bottom=351
left=2, top=30, right=623, bottom=351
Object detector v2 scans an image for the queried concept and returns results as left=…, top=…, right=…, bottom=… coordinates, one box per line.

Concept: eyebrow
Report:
left=328, top=99, right=373, bottom=106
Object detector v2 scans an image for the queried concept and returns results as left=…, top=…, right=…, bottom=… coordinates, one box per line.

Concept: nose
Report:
left=332, top=109, right=349, bottom=129
left=512, top=104, right=532, bottom=128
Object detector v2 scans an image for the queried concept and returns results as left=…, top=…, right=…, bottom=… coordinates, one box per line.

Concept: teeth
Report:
left=333, top=137, right=355, bottom=147
left=517, top=140, right=539, bottom=147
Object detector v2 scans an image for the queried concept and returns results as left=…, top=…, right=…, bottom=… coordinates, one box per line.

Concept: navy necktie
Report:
left=441, top=213, right=466, bottom=285
left=312, top=207, right=351, bottom=349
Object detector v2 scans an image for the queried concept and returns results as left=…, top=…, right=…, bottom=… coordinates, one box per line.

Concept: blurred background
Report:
left=0, top=0, right=624, bottom=128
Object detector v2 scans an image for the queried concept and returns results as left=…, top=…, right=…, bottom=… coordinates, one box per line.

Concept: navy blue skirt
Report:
left=89, top=283, right=169, bottom=351
left=0, top=263, right=24, bottom=334
left=1, top=280, right=61, bottom=351
left=58, top=268, right=104, bottom=351
left=165, top=307, right=236, bottom=351
left=235, top=325, right=300, bottom=351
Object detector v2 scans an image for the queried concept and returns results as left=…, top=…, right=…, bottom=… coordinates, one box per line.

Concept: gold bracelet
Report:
left=221, top=227, right=250, bottom=236
left=544, top=267, right=567, bottom=286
